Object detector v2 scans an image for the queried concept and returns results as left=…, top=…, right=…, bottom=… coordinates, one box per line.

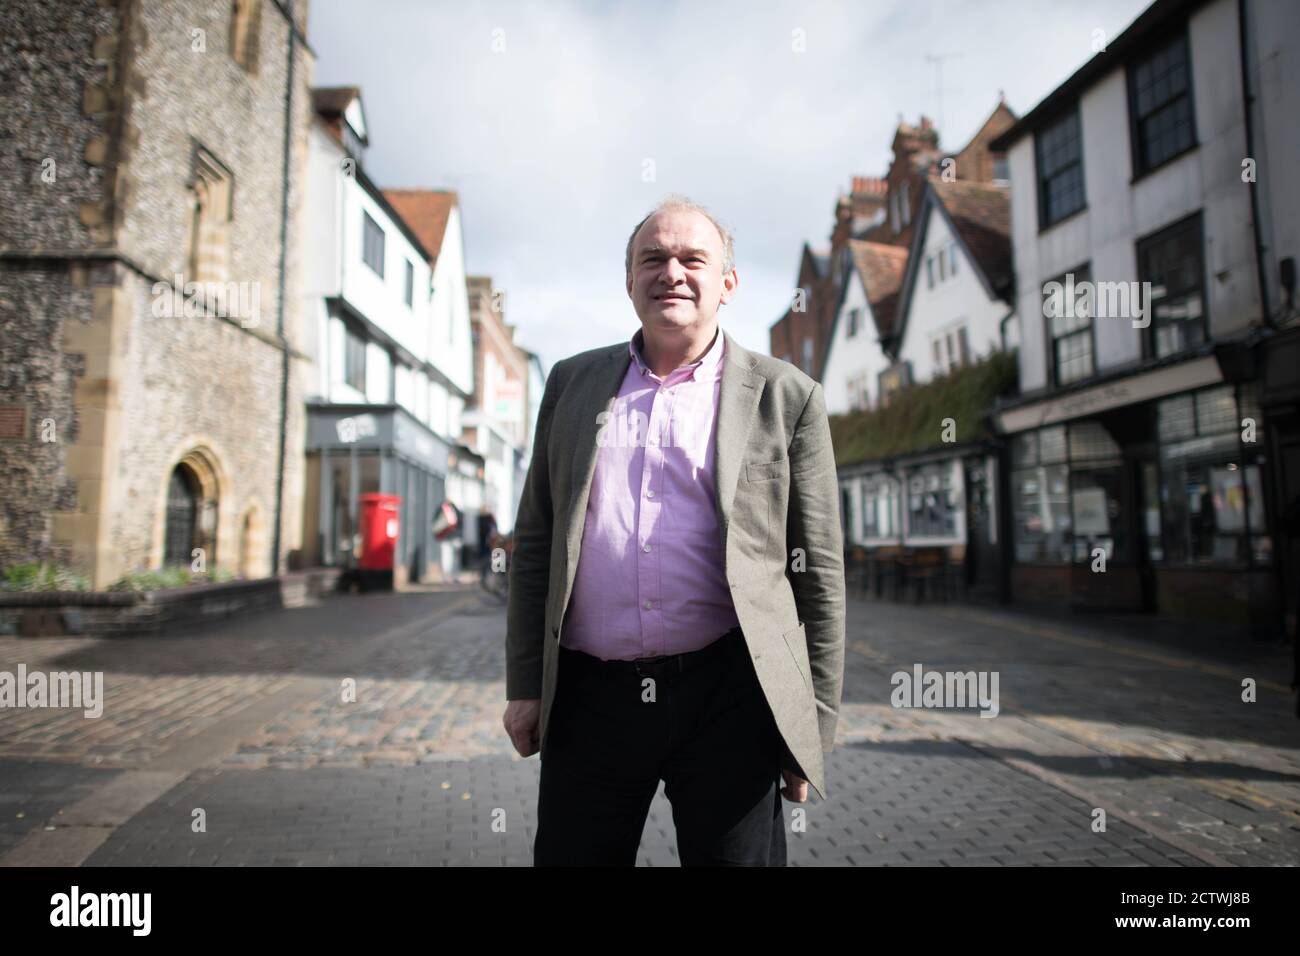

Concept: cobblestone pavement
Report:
left=1, top=582, right=1296, bottom=866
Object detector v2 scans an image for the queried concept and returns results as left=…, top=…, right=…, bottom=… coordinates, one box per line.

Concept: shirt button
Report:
left=646, top=489, right=655, bottom=498
left=642, top=543, right=651, bottom=552
left=644, top=599, right=653, bottom=610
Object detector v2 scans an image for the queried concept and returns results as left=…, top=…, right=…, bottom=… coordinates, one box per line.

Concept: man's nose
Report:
left=661, top=258, right=687, bottom=285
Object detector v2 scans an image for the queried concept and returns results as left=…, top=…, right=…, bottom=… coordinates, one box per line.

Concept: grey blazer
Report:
left=505, top=326, right=845, bottom=800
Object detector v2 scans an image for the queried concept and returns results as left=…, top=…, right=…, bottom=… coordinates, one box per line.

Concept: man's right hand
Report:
left=503, top=698, right=543, bottom=757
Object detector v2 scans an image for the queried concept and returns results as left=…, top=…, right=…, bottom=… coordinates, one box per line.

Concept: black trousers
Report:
left=534, top=627, right=788, bottom=866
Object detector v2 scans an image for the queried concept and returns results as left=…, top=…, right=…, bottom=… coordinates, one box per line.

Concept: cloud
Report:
left=309, top=0, right=1151, bottom=371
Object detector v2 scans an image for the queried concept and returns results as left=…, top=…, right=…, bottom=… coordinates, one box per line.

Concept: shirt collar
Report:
left=629, top=325, right=725, bottom=382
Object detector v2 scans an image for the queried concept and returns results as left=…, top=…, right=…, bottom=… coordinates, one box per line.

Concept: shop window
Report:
left=1157, top=384, right=1269, bottom=565
left=1012, top=421, right=1127, bottom=564
left=905, top=464, right=958, bottom=539
left=863, top=476, right=901, bottom=540
left=1138, top=213, right=1205, bottom=359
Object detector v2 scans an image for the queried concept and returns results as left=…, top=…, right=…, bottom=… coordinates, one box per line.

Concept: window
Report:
left=229, top=0, right=261, bottom=73
left=362, top=211, right=385, bottom=277
left=900, top=181, right=910, bottom=227
left=878, top=363, right=910, bottom=407
left=1036, top=108, right=1085, bottom=228
left=992, top=154, right=1010, bottom=184
left=1012, top=427, right=1071, bottom=562
left=1046, top=265, right=1094, bottom=386
left=1128, top=30, right=1196, bottom=175
left=187, top=145, right=233, bottom=283
left=802, top=338, right=813, bottom=374
left=931, top=325, right=969, bottom=373
left=847, top=307, right=861, bottom=338
left=926, top=256, right=935, bottom=289
left=890, top=192, right=901, bottom=234
left=404, top=260, right=414, bottom=307
left=947, top=242, right=958, bottom=277
left=906, top=464, right=958, bottom=538
left=1012, top=421, right=1127, bottom=564
left=1138, top=212, right=1205, bottom=359
left=863, top=475, right=901, bottom=539
left=1157, top=384, right=1270, bottom=566
left=846, top=372, right=869, bottom=411
left=344, top=325, right=367, bottom=393
left=938, top=250, right=948, bottom=281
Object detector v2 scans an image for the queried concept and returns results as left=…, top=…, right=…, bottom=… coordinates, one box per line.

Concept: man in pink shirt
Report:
left=504, top=196, right=845, bottom=866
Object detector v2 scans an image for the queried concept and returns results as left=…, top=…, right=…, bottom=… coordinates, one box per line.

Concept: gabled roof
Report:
left=930, top=178, right=1012, bottom=294
left=817, top=240, right=908, bottom=376
left=312, top=86, right=368, bottom=146
left=798, top=243, right=829, bottom=283
left=847, top=241, right=909, bottom=340
left=383, top=190, right=459, bottom=265
left=890, top=177, right=1013, bottom=351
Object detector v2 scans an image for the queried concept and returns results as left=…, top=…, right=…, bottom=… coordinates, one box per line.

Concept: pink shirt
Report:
left=560, top=324, right=740, bottom=660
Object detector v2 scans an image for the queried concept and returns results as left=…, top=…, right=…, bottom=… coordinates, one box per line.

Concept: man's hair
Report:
left=625, top=195, right=735, bottom=278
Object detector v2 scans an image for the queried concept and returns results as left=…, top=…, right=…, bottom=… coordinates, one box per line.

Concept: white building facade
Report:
left=298, top=87, right=476, bottom=584
left=989, top=0, right=1297, bottom=635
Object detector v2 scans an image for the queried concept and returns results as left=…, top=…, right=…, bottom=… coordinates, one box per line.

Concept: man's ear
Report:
left=625, top=272, right=634, bottom=298
left=719, top=268, right=739, bottom=306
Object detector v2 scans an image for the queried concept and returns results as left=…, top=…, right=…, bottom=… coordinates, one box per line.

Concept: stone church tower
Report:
left=0, top=0, right=315, bottom=587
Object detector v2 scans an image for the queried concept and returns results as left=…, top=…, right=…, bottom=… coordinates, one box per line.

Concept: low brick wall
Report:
left=0, top=569, right=341, bottom=637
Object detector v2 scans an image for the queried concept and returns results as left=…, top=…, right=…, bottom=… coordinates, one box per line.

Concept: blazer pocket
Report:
left=746, top=456, right=789, bottom=483
left=781, top=621, right=812, bottom=691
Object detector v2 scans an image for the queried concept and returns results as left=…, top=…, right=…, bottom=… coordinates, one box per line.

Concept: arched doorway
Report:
left=164, top=464, right=201, bottom=567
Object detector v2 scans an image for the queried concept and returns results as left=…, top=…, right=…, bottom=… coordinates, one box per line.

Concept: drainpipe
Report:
left=271, top=5, right=298, bottom=575
left=1238, top=0, right=1274, bottom=328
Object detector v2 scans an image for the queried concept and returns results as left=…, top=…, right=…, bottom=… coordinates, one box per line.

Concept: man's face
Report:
left=626, top=208, right=737, bottom=333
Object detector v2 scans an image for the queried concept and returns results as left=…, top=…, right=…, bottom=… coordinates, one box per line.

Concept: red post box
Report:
left=357, top=493, right=400, bottom=590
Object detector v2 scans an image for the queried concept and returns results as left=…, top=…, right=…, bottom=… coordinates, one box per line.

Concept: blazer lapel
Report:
left=564, top=344, right=633, bottom=567
left=714, top=328, right=764, bottom=552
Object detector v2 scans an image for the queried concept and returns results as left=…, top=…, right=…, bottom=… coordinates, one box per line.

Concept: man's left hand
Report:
left=780, top=769, right=808, bottom=803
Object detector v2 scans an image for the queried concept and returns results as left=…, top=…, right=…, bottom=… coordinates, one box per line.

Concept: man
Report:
left=503, top=195, right=845, bottom=866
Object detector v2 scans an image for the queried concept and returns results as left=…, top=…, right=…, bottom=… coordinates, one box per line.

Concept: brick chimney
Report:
left=850, top=176, right=888, bottom=232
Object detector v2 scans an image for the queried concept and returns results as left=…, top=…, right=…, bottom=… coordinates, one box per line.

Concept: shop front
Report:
left=841, top=443, right=1004, bottom=602
left=997, top=356, right=1279, bottom=637
left=301, top=402, right=453, bottom=585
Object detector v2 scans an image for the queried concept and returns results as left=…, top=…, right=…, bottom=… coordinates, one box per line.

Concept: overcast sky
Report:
left=307, top=0, right=1152, bottom=373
